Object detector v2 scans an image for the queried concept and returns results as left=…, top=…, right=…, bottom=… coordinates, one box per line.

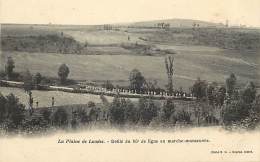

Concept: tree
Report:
left=5, top=56, right=15, bottom=80
left=84, top=41, right=89, bottom=48
left=241, top=81, right=256, bottom=104
left=144, top=80, right=158, bottom=93
left=252, top=95, right=260, bottom=113
left=88, top=101, right=96, bottom=108
left=58, top=64, right=70, bottom=84
left=161, top=98, right=175, bottom=123
left=129, top=69, right=145, bottom=93
left=192, top=78, right=207, bottom=100
left=216, top=86, right=226, bottom=107
left=23, top=70, right=33, bottom=93
left=33, top=72, right=42, bottom=86
left=124, top=99, right=139, bottom=124
left=4, top=93, right=25, bottom=129
left=89, top=107, right=99, bottom=121
left=226, top=73, right=237, bottom=97
left=176, top=110, right=191, bottom=124
left=71, top=108, right=89, bottom=128
left=207, top=82, right=218, bottom=105
left=100, top=94, right=109, bottom=106
left=165, top=56, right=174, bottom=95
left=22, top=70, right=34, bottom=114
left=0, top=93, right=7, bottom=123
left=138, top=98, right=158, bottom=125
left=53, top=108, right=68, bottom=127
left=108, top=96, right=126, bottom=125
left=223, top=100, right=250, bottom=125
left=77, top=109, right=89, bottom=124
left=41, top=109, right=52, bottom=124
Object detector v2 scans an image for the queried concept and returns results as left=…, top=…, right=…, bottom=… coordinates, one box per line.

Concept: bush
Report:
left=34, top=73, right=42, bottom=85
left=129, top=69, right=145, bottom=93
left=23, top=70, right=33, bottom=93
left=192, top=78, right=207, bottom=100
left=5, top=56, right=15, bottom=80
left=124, top=99, right=139, bottom=124
left=161, top=99, right=175, bottom=123
left=0, top=70, right=6, bottom=80
left=41, top=109, right=52, bottom=124
left=108, top=96, right=126, bottom=125
left=223, top=100, right=250, bottom=125
left=2, top=93, right=25, bottom=131
left=0, top=93, right=7, bottom=123
left=58, top=64, right=70, bottom=85
left=138, top=98, right=158, bottom=125
left=176, top=110, right=191, bottom=124
left=89, top=107, right=99, bottom=121
left=88, top=101, right=96, bottom=108
left=240, top=82, right=256, bottom=104
left=1, top=34, right=83, bottom=54
left=22, top=117, right=49, bottom=133
left=52, top=108, right=68, bottom=127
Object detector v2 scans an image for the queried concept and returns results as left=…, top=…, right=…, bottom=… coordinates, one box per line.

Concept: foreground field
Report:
left=0, top=87, right=115, bottom=107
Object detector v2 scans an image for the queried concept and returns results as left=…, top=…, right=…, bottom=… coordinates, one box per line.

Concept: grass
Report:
left=0, top=87, right=115, bottom=107
left=0, top=87, right=215, bottom=122
left=1, top=48, right=259, bottom=92
left=1, top=24, right=259, bottom=92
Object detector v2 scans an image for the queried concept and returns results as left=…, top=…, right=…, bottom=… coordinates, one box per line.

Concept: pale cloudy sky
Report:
left=1, top=0, right=260, bottom=27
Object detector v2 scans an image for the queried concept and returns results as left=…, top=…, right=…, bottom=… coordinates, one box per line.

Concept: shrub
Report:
left=161, top=99, right=175, bottom=123
left=223, top=100, right=250, bottom=125
left=124, top=99, right=139, bottom=124
left=138, top=98, right=158, bottom=125
left=108, top=96, right=126, bottom=125
left=52, top=108, right=68, bottom=127
left=176, top=110, right=191, bottom=124
left=58, top=64, right=70, bottom=85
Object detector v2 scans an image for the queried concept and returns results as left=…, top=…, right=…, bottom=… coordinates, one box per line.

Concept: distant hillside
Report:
left=129, top=18, right=225, bottom=28
left=1, top=34, right=83, bottom=54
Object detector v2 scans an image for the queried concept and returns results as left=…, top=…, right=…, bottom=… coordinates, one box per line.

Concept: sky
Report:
left=1, top=0, right=260, bottom=27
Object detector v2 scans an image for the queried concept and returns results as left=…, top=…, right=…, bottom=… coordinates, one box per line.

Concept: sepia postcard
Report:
left=0, top=0, right=260, bottom=162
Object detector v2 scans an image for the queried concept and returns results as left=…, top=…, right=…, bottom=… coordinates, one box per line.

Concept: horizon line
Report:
left=1, top=18, right=260, bottom=28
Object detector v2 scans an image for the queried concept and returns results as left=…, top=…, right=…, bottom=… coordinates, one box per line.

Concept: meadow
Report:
left=1, top=23, right=259, bottom=91
left=0, top=86, right=115, bottom=107
left=1, top=48, right=258, bottom=92
left=0, top=22, right=259, bottom=135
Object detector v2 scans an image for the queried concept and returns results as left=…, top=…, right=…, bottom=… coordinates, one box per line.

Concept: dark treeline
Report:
left=145, top=28, right=260, bottom=50
left=0, top=92, right=192, bottom=134
left=1, top=34, right=83, bottom=54
left=1, top=72, right=259, bottom=135
left=0, top=51, right=259, bottom=135
left=191, top=74, right=260, bottom=129
left=192, top=28, right=260, bottom=50
left=0, top=56, right=74, bottom=87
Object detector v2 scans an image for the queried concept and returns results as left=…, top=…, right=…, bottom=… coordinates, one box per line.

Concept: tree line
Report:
left=1, top=55, right=259, bottom=133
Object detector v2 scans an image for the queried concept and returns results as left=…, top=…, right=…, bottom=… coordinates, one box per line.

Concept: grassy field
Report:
left=1, top=48, right=258, bottom=91
left=0, top=86, right=207, bottom=119
left=0, top=87, right=115, bottom=107
left=1, top=24, right=259, bottom=91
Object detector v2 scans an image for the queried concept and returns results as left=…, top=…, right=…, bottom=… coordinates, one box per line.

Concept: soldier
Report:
left=52, top=97, right=55, bottom=107
left=28, top=91, right=34, bottom=114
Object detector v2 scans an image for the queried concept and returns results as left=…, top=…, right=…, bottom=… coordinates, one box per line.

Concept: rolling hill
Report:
left=128, top=18, right=226, bottom=28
